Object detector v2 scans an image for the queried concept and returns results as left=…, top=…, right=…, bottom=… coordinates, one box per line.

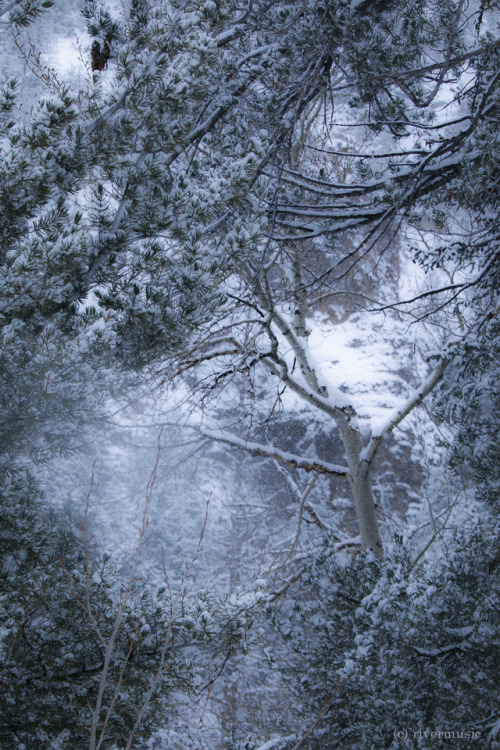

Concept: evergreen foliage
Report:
left=275, top=531, right=500, bottom=749
left=0, top=467, right=263, bottom=748
left=435, top=318, right=500, bottom=511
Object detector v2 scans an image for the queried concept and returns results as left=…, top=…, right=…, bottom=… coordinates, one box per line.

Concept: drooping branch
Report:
left=371, top=248, right=500, bottom=312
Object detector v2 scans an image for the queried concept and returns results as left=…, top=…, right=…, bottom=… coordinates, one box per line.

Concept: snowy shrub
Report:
left=279, top=532, right=500, bottom=749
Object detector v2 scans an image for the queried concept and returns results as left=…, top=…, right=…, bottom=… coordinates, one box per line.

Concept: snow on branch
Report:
left=201, top=427, right=350, bottom=478
left=253, top=737, right=297, bottom=750
left=363, top=355, right=451, bottom=466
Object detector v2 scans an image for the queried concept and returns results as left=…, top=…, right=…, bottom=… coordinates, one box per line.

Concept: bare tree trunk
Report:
left=351, top=464, right=383, bottom=558
left=335, top=415, right=383, bottom=558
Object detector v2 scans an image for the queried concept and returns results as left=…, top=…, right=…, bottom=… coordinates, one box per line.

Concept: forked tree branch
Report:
left=362, top=355, right=452, bottom=469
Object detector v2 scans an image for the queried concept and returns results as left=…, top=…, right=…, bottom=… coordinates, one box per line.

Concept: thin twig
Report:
left=289, top=676, right=341, bottom=750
